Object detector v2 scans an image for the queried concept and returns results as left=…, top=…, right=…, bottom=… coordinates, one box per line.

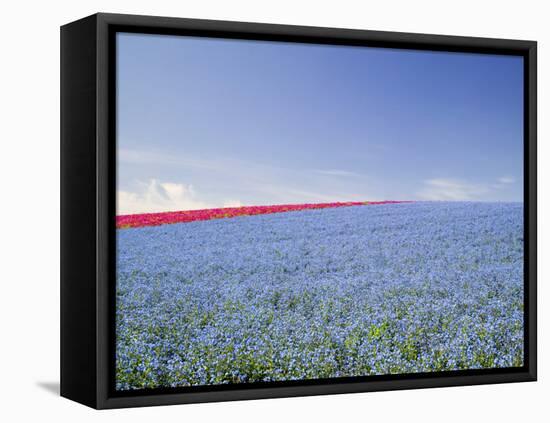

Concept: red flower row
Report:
left=116, top=200, right=410, bottom=229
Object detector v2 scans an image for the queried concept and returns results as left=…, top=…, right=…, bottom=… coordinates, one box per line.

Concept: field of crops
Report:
left=116, top=201, right=524, bottom=390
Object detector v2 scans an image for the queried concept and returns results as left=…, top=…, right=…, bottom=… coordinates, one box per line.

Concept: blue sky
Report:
left=116, top=32, right=524, bottom=214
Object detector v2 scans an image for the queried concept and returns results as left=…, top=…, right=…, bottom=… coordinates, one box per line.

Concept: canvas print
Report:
left=115, top=33, right=524, bottom=391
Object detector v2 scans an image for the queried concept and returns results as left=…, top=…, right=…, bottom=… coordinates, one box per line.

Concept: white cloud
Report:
left=497, top=176, right=516, bottom=184
left=117, top=179, right=212, bottom=215
left=117, top=148, right=377, bottom=206
left=417, top=178, right=489, bottom=201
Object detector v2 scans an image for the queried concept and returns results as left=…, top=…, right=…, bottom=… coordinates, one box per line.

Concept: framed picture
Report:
left=60, top=13, right=537, bottom=409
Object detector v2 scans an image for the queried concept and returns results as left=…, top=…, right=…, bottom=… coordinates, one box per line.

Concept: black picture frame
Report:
left=60, top=12, right=537, bottom=409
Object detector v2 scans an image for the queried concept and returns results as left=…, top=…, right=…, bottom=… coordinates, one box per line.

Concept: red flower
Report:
left=116, top=200, right=412, bottom=229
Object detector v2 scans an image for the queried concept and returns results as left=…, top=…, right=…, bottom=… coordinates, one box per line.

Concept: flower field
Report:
left=116, top=200, right=409, bottom=229
left=116, top=201, right=524, bottom=390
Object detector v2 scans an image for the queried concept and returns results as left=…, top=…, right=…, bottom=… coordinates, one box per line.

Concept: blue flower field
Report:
left=116, top=202, right=524, bottom=390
